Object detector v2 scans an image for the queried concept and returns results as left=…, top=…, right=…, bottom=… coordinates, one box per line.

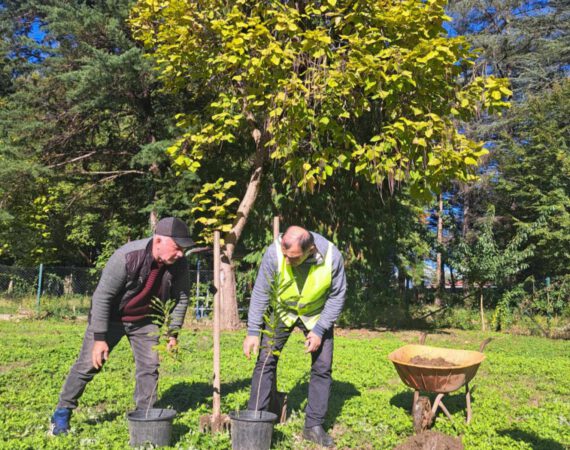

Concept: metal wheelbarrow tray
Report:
left=388, top=335, right=491, bottom=432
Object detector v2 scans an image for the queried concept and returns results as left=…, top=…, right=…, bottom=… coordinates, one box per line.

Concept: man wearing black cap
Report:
left=50, top=217, right=194, bottom=436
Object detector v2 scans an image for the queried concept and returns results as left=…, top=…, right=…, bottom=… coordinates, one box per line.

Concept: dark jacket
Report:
left=89, top=238, right=190, bottom=340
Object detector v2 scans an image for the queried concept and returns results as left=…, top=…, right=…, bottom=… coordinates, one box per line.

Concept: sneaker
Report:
left=303, top=425, right=334, bottom=447
left=50, top=407, right=71, bottom=436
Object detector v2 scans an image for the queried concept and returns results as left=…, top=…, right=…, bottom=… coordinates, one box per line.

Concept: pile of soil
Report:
left=409, top=356, right=456, bottom=367
left=394, top=431, right=464, bottom=450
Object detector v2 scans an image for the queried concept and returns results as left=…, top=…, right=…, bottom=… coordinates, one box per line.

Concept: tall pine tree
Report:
left=0, top=0, right=199, bottom=265
left=445, top=0, right=569, bottom=287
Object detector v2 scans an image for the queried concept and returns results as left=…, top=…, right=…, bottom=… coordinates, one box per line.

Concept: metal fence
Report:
left=0, top=263, right=216, bottom=318
left=190, top=261, right=215, bottom=320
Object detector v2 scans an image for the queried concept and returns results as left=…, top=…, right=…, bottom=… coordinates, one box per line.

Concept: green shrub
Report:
left=432, top=307, right=483, bottom=330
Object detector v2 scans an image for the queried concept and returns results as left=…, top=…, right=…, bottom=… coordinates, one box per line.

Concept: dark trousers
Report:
left=248, top=319, right=334, bottom=428
left=57, top=321, right=159, bottom=410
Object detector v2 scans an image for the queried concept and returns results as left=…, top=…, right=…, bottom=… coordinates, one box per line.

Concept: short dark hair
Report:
left=282, top=227, right=314, bottom=252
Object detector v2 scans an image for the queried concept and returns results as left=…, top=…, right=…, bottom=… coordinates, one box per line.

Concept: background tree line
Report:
left=0, top=0, right=568, bottom=333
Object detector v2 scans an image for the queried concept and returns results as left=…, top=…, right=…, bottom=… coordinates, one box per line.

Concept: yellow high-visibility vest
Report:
left=275, top=240, right=333, bottom=330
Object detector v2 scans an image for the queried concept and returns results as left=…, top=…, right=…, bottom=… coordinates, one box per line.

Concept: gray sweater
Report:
left=90, top=238, right=189, bottom=338
left=247, top=232, right=347, bottom=338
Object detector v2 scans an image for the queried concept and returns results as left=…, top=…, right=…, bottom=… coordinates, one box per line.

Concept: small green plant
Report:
left=148, top=296, right=180, bottom=361
left=144, top=297, right=180, bottom=417
left=253, top=275, right=298, bottom=415
left=492, top=285, right=526, bottom=331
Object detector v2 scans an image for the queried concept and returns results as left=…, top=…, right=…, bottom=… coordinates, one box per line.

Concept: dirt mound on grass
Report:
left=394, top=431, right=463, bottom=450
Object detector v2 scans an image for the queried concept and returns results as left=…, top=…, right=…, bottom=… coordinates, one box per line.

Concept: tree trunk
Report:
left=399, top=272, right=411, bottom=320
left=462, top=186, right=470, bottom=294
left=63, top=274, right=73, bottom=295
left=435, top=194, right=444, bottom=307
left=149, top=210, right=158, bottom=233
left=479, top=287, right=486, bottom=331
left=219, top=258, right=240, bottom=329
left=219, top=128, right=267, bottom=330
left=449, top=265, right=456, bottom=294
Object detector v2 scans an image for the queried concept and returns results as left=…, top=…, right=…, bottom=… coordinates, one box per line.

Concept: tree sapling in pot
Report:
left=126, top=297, right=179, bottom=447
left=229, top=276, right=297, bottom=450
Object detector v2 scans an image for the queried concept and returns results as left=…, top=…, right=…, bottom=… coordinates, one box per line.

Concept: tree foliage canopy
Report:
left=131, top=0, right=510, bottom=200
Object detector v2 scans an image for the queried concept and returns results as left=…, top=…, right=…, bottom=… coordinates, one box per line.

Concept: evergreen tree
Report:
left=0, top=0, right=199, bottom=265
left=447, top=0, right=569, bottom=98
left=444, top=0, right=569, bottom=292
left=494, top=79, right=570, bottom=279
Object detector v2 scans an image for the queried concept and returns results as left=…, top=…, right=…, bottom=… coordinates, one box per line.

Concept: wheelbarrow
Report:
left=388, top=333, right=491, bottom=432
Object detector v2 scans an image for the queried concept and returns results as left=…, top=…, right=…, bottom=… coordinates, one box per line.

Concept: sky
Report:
left=30, top=18, right=45, bottom=42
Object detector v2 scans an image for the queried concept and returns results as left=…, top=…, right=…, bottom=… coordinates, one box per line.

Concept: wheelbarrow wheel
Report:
left=413, top=396, right=432, bottom=433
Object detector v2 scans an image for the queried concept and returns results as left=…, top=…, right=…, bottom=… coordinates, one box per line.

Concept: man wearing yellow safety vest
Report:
left=243, top=226, right=347, bottom=448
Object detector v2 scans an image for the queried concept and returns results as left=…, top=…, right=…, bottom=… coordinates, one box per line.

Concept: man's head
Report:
left=152, top=217, right=194, bottom=265
left=281, top=226, right=315, bottom=267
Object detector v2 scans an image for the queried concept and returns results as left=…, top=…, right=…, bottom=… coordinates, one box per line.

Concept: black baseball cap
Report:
left=155, top=217, right=195, bottom=249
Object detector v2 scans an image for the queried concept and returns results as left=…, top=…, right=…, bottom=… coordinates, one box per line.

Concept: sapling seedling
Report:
left=145, top=296, right=180, bottom=418
left=252, top=275, right=299, bottom=418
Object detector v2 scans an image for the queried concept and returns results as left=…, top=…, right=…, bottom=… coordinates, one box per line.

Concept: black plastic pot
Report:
left=126, top=408, right=176, bottom=447
left=229, top=410, right=277, bottom=450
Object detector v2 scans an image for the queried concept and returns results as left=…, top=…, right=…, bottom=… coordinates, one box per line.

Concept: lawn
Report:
left=0, top=320, right=568, bottom=449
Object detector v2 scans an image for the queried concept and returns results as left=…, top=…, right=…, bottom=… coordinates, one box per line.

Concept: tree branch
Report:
left=47, top=151, right=98, bottom=168
left=72, top=170, right=145, bottom=176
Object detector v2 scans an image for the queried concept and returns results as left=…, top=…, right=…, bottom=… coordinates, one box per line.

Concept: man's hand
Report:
left=167, top=337, right=178, bottom=352
left=243, top=335, right=260, bottom=359
left=92, top=341, right=109, bottom=369
left=304, top=331, right=322, bottom=353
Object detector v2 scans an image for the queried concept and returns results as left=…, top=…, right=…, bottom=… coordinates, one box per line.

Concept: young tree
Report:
left=453, top=206, right=535, bottom=330
left=130, top=0, right=510, bottom=328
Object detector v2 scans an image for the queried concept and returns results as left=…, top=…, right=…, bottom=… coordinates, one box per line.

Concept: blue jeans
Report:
left=57, top=321, right=159, bottom=410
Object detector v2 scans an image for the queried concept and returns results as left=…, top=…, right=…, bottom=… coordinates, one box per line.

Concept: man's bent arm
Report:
left=246, top=245, right=278, bottom=336
left=311, top=247, right=347, bottom=338
left=169, top=259, right=191, bottom=337
left=90, top=250, right=127, bottom=341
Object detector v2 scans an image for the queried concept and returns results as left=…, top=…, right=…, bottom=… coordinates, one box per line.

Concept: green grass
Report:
left=0, top=295, right=91, bottom=316
left=0, top=320, right=568, bottom=449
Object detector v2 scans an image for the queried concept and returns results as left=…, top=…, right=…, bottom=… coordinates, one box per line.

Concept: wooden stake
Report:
left=213, top=230, right=221, bottom=417
left=273, top=216, right=280, bottom=240
left=199, top=229, right=229, bottom=433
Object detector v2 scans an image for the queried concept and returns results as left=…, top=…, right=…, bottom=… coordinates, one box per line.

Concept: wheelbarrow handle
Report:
left=418, top=332, right=428, bottom=345
left=418, top=333, right=491, bottom=352
left=479, top=337, right=492, bottom=352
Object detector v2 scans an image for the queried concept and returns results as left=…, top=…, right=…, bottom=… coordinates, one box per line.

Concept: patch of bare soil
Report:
left=0, top=360, right=30, bottom=373
left=0, top=313, right=28, bottom=321
left=394, top=431, right=463, bottom=450
left=334, top=327, right=390, bottom=338
left=409, top=356, right=456, bottom=367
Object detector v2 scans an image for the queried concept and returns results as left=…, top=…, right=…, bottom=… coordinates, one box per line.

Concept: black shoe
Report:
left=303, top=425, right=334, bottom=447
